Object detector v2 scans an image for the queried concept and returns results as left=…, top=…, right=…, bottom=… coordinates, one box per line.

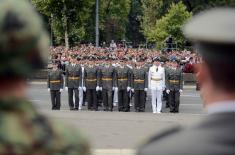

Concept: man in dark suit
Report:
left=138, top=8, right=235, bottom=155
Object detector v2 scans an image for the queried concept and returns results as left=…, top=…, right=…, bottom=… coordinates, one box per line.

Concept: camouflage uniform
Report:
left=0, top=0, right=91, bottom=154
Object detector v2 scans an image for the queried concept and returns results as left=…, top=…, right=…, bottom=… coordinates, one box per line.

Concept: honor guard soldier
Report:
left=65, top=56, right=82, bottom=110
left=0, top=0, right=91, bottom=154
left=132, top=61, right=148, bottom=112
left=47, top=61, right=64, bottom=110
left=99, top=61, right=117, bottom=111
left=148, top=58, right=166, bottom=114
left=84, top=60, right=100, bottom=111
left=165, top=60, right=183, bottom=113
left=138, top=8, right=235, bottom=155
left=79, top=58, right=86, bottom=109
left=116, top=61, right=132, bottom=112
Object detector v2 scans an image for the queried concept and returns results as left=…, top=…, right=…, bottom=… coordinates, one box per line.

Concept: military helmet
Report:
left=0, top=0, right=49, bottom=78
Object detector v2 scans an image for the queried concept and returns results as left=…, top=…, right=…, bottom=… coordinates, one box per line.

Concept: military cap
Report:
left=152, top=57, right=161, bottom=62
left=0, top=0, right=49, bottom=77
left=183, top=8, right=235, bottom=63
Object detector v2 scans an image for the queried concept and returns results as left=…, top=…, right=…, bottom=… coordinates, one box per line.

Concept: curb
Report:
left=92, top=149, right=136, bottom=155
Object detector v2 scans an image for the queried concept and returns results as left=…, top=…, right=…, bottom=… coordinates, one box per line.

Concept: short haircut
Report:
left=205, top=60, right=235, bottom=92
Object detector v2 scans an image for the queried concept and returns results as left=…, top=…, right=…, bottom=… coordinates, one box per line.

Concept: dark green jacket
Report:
left=100, top=66, right=117, bottom=90
left=65, top=64, right=82, bottom=88
left=165, top=68, right=183, bottom=91
left=116, top=67, right=131, bottom=90
left=47, top=69, right=63, bottom=90
left=131, top=67, right=148, bottom=90
left=84, top=66, right=100, bottom=89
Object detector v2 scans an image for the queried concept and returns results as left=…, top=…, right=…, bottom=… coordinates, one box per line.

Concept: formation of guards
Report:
left=48, top=56, right=183, bottom=113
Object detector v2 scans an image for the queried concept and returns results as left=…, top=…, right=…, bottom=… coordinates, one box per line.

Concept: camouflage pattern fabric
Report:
left=0, top=0, right=49, bottom=77
left=0, top=98, right=91, bottom=155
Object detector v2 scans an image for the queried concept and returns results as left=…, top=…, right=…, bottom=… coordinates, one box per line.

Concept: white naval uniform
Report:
left=148, top=65, right=165, bottom=113
left=79, top=65, right=85, bottom=109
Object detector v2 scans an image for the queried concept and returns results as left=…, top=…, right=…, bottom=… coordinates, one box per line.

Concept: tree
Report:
left=149, top=1, right=192, bottom=49
left=99, top=0, right=131, bottom=42
left=126, top=0, right=145, bottom=46
left=32, top=0, right=94, bottom=49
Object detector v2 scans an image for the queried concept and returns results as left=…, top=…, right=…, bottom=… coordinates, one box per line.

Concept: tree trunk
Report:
left=63, top=3, right=69, bottom=49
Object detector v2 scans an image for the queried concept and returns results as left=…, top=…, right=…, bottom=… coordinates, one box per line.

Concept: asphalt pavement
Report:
left=27, top=82, right=206, bottom=154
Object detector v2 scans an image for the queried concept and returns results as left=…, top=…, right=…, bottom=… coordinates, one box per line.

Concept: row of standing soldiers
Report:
left=48, top=57, right=183, bottom=113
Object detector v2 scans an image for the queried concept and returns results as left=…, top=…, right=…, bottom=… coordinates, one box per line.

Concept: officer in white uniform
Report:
left=79, top=61, right=85, bottom=110
left=149, top=58, right=166, bottom=113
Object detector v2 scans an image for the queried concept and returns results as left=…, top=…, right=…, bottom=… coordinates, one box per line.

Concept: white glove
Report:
left=96, top=86, right=100, bottom=91
left=131, top=89, right=134, bottom=92
left=59, top=89, right=63, bottom=92
left=79, top=87, right=83, bottom=91
left=179, top=89, right=183, bottom=94
left=83, top=87, right=86, bottom=92
left=112, top=87, right=115, bottom=91
left=166, top=90, right=170, bottom=94
left=47, top=88, right=50, bottom=92
left=144, top=88, right=148, bottom=92
left=99, top=87, right=103, bottom=91
left=65, top=87, right=68, bottom=91
left=115, top=87, right=118, bottom=91
left=127, top=87, right=131, bottom=92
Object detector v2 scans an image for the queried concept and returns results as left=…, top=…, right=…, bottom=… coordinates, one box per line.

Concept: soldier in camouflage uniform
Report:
left=0, top=0, right=91, bottom=154
left=116, top=61, right=132, bottom=112
left=47, top=62, right=64, bottom=110
left=165, top=60, right=183, bottom=113
left=132, top=61, right=148, bottom=112
left=99, top=61, right=117, bottom=111
left=65, top=57, right=82, bottom=110
left=84, top=60, right=100, bottom=111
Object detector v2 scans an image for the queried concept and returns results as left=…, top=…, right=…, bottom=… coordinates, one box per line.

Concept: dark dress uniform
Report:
left=116, top=66, right=131, bottom=112
left=164, top=67, right=170, bottom=108
left=65, top=64, right=82, bottom=110
left=48, top=69, right=64, bottom=110
left=84, top=66, right=100, bottom=111
left=100, top=66, right=117, bottom=111
left=132, top=67, right=148, bottom=112
left=165, top=68, right=183, bottom=113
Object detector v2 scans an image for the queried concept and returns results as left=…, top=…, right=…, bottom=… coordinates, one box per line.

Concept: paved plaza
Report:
left=27, top=82, right=205, bottom=154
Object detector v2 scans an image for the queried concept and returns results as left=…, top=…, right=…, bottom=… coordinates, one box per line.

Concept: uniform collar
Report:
left=207, top=100, right=235, bottom=114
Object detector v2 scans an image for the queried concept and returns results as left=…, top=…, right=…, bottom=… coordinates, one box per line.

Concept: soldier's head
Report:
left=52, top=62, right=58, bottom=70
left=153, top=58, right=160, bottom=66
left=184, top=8, right=235, bottom=105
left=171, top=60, right=179, bottom=68
left=0, top=0, right=49, bottom=97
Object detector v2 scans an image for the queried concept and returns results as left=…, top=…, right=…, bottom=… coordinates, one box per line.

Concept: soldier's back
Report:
left=0, top=98, right=90, bottom=155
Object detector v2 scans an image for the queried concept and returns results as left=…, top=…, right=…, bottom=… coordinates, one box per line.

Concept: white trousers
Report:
left=113, top=89, right=118, bottom=105
left=151, top=89, right=163, bottom=113
left=79, top=89, right=84, bottom=109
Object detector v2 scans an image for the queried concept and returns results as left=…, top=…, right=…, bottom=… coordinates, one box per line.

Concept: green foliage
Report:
left=126, top=0, right=145, bottom=46
left=189, top=0, right=235, bottom=13
left=99, top=0, right=131, bottom=42
left=143, top=1, right=191, bottom=49
left=32, top=0, right=94, bottom=46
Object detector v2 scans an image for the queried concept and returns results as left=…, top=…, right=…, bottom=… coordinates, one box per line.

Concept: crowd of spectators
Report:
left=49, top=44, right=200, bottom=73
